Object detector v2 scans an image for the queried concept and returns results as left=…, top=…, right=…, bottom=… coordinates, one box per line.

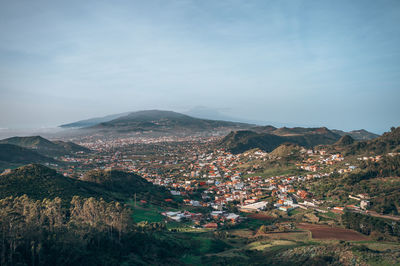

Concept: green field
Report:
left=243, top=165, right=304, bottom=178
left=129, top=202, right=165, bottom=223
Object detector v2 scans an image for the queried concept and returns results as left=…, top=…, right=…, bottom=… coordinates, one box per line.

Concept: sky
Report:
left=0, top=0, right=399, bottom=133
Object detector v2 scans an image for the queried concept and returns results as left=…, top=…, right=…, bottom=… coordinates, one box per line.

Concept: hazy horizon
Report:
left=1, top=0, right=400, bottom=134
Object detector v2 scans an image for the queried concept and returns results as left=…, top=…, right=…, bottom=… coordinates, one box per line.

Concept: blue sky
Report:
left=0, top=0, right=399, bottom=133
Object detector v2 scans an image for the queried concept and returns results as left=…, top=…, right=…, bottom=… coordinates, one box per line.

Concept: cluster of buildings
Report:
left=54, top=135, right=379, bottom=224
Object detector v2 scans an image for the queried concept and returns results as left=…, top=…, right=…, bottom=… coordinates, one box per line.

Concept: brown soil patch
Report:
left=248, top=213, right=274, bottom=221
left=297, top=223, right=368, bottom=241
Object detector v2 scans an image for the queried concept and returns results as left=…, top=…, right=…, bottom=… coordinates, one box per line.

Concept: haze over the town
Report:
left=1, top=0, right=399, bottom=133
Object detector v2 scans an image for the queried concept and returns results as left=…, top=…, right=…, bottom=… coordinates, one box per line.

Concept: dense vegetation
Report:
left=0, top=164, right=173, bottom=205
left=0, top=136, right=90, bottom=157
left=346, top=126, right=400, bottom=155
left=0, top=144, right=55, bottom=171
left=344, top=155, right=400, bottom=185
left=343, top=212, right=400, bottom=240
left=82, top=169, right=175, bottom=206
left=219, top=127, right=342, bottom=154
left=0, top=195, right=185, bottom=265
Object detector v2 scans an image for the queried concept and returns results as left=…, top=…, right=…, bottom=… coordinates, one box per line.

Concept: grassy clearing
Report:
left=259, top=231, right=311, bottom=242
left=288, top=208, right=304, bottom=216
left=247, top=240, right=297, bottom=251
left=129, top=202, right=165, bottom=223
left=243, top=166, right=303, bottom=178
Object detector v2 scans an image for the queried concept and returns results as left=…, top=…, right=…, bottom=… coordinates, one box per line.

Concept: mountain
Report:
left=0, top=136, right=90, bottom=157
left=60, top=112, right=130, bottom=128
left=250, top=125, right=277, bottom=134
left=88, top=110, right=253, bottom=135
left=335, top=135, right=355, bottom=146
left=269, top=143, right=303, bottom=158
left=332, top=129, right=379, bottom=140
left=0, top=144, right=56, bottom=171
left=345, top=126, right=400, bottom=155
left=0, top=164, right=170, bottom=203
left=81, top=169, right=170, bottom=204
left=0, top=164, right=99, bottom=201
left=219, top=127, right=342, bottom=154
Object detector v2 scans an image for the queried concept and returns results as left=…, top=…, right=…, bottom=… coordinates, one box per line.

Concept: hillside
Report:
left=269, top=143, right=303, bottom=158
left=250, top=125, right=277, bottom=133
left=81, top=169, right=171, bottom=204
left=0, top=164, right=100, bottom=201
left=0, top=144, right=56, bottom=171
left=0, top=164, right=171, bottom=204
left=0, top=136, right=90, bottom=157
left=220, top=127, right=341, bottom=154
left=345, top=126, right=400, bottom=155
left=68, top=110, right=253, bottom=135
left=335, top=135, right=355, bottom=146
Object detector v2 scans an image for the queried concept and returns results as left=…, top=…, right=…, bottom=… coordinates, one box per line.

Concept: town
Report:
left=51, top=134, right=399, bottom=229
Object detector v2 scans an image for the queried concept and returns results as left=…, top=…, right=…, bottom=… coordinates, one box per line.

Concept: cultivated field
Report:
left=297, top=223, right=368, bottom=241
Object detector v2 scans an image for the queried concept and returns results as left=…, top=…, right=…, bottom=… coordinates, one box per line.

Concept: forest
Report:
left=0, top=195, right=184, bottom=265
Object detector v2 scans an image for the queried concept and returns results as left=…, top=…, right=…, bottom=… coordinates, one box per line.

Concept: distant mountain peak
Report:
left=84, top=110, right=253, bottom=135
left=332, top=129, right=379, bottom=140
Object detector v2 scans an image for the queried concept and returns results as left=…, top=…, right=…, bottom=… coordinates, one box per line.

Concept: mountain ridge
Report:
left=0, top=136, right=90, bottom=157
left=0, top=144, right=56, bottom=171
left=0, top=164, right=171, bottom=204
left=219, top=127, right=343, bottom=154
left=87, top=110, right=254, bottom=135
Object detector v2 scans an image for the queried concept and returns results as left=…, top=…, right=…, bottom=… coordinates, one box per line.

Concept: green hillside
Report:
left=0, top=164, right=103, bottom=201
left=335, top=135, right=355, bottom=146
left=0, top=136, right=91, bottom=157
left=0, top=164, right=171, bottom=204
left=0, top=144, right=56, bottom=171
left=219, top=127, right=341, bottom=154
left=345, top=126, right=400, bottom=155
left=82, top=169, right=172, bottom=205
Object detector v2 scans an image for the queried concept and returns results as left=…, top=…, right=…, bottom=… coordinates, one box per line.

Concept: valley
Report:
left=1, top=112, right=399, bottom=265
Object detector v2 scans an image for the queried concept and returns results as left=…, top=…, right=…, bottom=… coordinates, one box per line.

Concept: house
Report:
left=203, top=223, right=218, bottom=229
left=170, top=190, right=181, bottom=196
left=297, top=190, right=308, bottom=199
left=163, top=211, right=185, bottom=222
left=240, top=201, right=268, bottom=212
left=224, top=213, right=240, bottom=223
left=332, top=207, right=344, bottom=214
left=360, top=200, right=370, bottom=210
left=211, top=211, right=224, bottom=219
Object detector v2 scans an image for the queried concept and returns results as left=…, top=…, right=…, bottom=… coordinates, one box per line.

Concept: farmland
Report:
left=297, top=223, right=369, bottom=241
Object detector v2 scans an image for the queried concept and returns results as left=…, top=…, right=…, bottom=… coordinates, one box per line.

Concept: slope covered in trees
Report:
left=0, top=136, right=90, bottom=157
left=0, top=144, right=56, bottom=171
left=0, top=195, right=185, bottom=265
left=82, top=169, right=172, bottom=205
left=219, top=127, right=341, bottom=154
left=0, top=164, right=102, bottom=201
left=0, top=165, right=184, bottom=264
left=0, top=164, right=172, bottom=205
left=345, top=126, right=400, bottom=155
